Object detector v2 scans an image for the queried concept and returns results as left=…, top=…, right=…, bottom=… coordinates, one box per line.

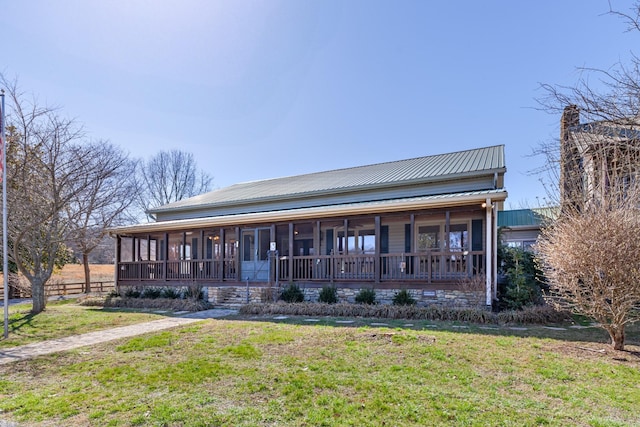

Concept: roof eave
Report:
left=112, top=190, right=508, bottom=235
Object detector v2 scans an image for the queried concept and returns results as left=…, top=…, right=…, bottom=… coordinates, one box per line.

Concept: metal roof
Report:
left=150, top=145, right=505, bottom=214
left=113, top=188, right=507, bottom=235
left=497, top=208, right=557, bottom=228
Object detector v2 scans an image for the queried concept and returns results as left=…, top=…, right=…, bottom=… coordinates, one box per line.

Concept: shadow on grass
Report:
left=224, top=311, right=640, bottom=351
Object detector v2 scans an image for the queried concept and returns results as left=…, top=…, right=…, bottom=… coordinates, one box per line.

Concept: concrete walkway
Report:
left=0, top=309, right=237, bottom=365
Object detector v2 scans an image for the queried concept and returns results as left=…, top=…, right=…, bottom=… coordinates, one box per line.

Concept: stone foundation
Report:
left=207, top=285, right=486, bottom=308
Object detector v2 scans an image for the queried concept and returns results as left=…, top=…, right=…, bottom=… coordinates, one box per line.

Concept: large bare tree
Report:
left=65, top=141, right=137, bottom=293
left=3, top=77, right=87, bottom=313
left=2, top=76, right=136, bottom=313
left=135, top=149, right=212, bottom=221
left=535, top=3, right=640, bottom=350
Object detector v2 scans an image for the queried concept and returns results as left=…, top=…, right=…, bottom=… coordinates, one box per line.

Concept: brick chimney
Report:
left=560, top=105, right=582, bottom=212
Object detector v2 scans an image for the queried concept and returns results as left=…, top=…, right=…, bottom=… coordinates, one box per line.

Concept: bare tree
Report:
left=534, top=3, right=640, bottom=350
left=2, top=76, right=87, bottom=313
left=135, top=149, right=212, bottom=221
left=65, top=141, right=137, bottom=293
left=2, top=76, right=137, bottom=312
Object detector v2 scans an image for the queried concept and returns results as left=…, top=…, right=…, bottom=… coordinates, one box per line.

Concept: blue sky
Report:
left=1, top=0, right=637, bottom=208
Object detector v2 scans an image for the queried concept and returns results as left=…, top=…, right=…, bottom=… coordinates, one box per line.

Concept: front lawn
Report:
left=0, top=316, right=638, bottom=426
left=0, top=300, right=167, bottom=348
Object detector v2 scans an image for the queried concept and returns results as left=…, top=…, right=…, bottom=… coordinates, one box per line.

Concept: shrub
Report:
left=185, top=284, right=204, bottom=301
left=141, top=287, right=163, bottom=299
left=123, top=286, right=141, bottom=299
left=318, top=285, right=338, bottom=304
left=392, top=289, right=416, bottom=306
left=161, top=287, right=182, bottom=299
left=355, top=288, right=377, bottom=305
left=498, top=247, right=545, bottom=310
left=280, top=284, right=304, bottom=303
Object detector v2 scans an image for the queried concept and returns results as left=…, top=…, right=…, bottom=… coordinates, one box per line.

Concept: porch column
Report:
left=374, top=216, right=381, bottom=283
left=444, top=211, right=450, bottom=251
left=235, top=227, right=241, bottom=281
left=343, top=219, right=349, bottom=255
left=271, top=224, right=276, bottom=284
left=114, top=235, right=120, bottom=291
left=220, top=228, right=226, bottom=281
left=288, top=223, right=294, bottom=281
left=484, top=198, right=493, bottom=306
left=492, top=209, right=498, bottom=300
left=163, top=233, right=168, bottom=282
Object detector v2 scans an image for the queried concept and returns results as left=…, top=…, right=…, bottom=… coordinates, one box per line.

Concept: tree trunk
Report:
left=31, top=277, right=47, bottom=314
left=83, top=253, right=91, bottom=293
left=608, top=326, right=626, bottom=351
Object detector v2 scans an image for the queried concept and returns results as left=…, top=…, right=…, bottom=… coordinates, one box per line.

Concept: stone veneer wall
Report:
left=207, top=285, right=486, bottom=308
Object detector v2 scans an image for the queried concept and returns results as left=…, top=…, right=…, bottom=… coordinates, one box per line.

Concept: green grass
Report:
left=0, top=317, right=639, bottom=426
left=0, top=300, right=167, bottom=348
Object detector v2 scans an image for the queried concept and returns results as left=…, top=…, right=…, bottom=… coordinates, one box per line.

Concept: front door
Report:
left=241, top=228, right=271, bottom=281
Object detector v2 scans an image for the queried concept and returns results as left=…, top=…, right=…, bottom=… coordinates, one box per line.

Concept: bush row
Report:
left=79, top=295, right=211, bottom=312
left=280, top=284, right=417, bottom=306
left=238, top=301, right=571, bottom=325
left=116, top=285, right=205, bottom=301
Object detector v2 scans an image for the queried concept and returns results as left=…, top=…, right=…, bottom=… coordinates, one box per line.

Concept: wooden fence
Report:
left=0, top=281, right=115, bottom=299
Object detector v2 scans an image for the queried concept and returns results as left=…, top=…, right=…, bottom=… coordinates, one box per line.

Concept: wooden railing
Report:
left=118, top=258, right=237, bottom=282
left=117, top=251, right=485, bottom=284
left=278, top=251, right=484, bottom=283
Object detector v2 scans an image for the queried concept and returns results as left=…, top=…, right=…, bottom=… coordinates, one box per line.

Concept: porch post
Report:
left=235, top=227, right=241, bottom=281
left=492, top=208, right=498, bottom=300
left=163, top=233, right=169, bottom=282
left=485, top=198, right=493, bottom=306
left=288, top=223, right=294, bottom=281
left=343, top=219, right=349, bottom=255
left=374, top=216, right=381, bottom=283
left=220, top=228, right=226, bottom=281
left=114, top=235, right=120, bottom=291
left=270, top=224, right=276, bottom=283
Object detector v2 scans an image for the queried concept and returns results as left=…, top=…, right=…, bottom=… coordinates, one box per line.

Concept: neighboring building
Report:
left=111, top=145, right=507, bottom=307
left=498, top=208, right=556, bottom=251
left=560, top=105, right=640, bottom=212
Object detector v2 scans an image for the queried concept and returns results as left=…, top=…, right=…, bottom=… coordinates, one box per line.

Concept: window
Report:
left=449, top=224, right=468, bottom=251
left=417, top=226, right=439, bottom=251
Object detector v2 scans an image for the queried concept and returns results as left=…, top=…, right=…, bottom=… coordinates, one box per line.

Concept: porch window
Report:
left=242, top=230, right=255, bottom=262
left=358, top=229, right=376, bottom=254
left=417, top=226, right=439, bottom=251
left=120, top=237, right=133, bottom=262
left=168, top=233, right=183, bottom=260
left=294, top=223, right=314, bottom=256
left=449, top=224, right=468, bottom=251
left=205, top=231, right=221, bottom=259
left=337, top=229, right=375, bottom=254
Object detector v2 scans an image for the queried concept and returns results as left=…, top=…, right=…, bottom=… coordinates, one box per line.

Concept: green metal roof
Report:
left=497, top=208, right=557, bottom=228
left=150, top=145, right=505, bottom=215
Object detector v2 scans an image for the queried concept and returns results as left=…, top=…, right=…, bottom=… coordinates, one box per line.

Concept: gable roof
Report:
left=150, top=145, right=505, bottom=215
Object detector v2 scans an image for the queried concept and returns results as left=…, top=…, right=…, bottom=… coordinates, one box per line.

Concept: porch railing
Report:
left=117, top=251, right=484, bottom=284
left=118, top=257, right=237, bottom=282
left=278, top=251, right=484, bottom=283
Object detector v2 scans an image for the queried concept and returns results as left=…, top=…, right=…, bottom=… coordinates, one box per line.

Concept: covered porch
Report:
left=115, top=200, right=499, bottom=305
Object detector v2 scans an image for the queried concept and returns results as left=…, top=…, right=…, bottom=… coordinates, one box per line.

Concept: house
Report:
left=560, top=105, right=640, bottom=212
left=111, top=145, right=507, bottom=307
left=497, top=208, right=556, bottom=251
